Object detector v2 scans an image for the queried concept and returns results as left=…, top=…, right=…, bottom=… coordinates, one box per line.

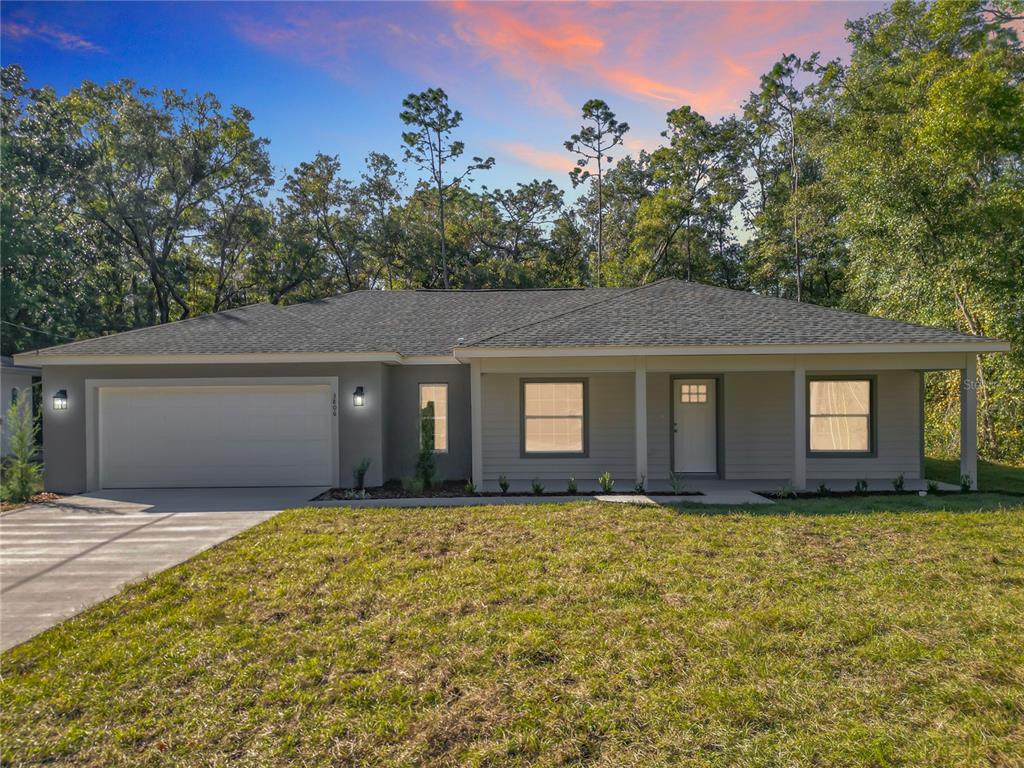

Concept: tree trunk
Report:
left=596, top=154, right=603, bottom=288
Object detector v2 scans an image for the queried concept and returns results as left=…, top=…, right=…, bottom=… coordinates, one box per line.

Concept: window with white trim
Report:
left=522, top=380, right=585, bottom=454
left=419, top=384, right=448, bottom=452
left=679, top=383, right=708, bottom=403
left=809, top=379, right=872, bottom=453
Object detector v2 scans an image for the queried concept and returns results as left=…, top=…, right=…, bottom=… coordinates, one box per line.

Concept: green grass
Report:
left=926, top=456, right=1024, bottom=494
left=3, top=498, right=1024, bottom=767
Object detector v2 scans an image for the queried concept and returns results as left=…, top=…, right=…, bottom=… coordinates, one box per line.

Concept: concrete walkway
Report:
left=0, top=487, right=322, bottom=651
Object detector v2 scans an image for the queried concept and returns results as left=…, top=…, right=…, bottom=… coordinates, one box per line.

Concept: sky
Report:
left=1, top=1, right=885, bottom=192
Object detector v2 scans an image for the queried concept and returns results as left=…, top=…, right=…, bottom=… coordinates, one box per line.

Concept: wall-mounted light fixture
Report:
left=53, top=389, right=68, bottom=410
left=353, top=386, right=365, bottom=407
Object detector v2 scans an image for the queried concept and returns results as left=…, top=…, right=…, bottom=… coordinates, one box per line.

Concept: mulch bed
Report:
left=317, top=481, right=702, bottom=500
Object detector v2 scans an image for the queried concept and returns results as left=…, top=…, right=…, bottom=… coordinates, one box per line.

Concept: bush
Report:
left=598, top=472, right=615, bottom=493
left=855, top=479, right=868, bottom=495
left=892, top=474, right=905, bottom=492
left=352, top=458, right=371, bottom=490
left=498, top=475, right=510, bottom=496
left=531, top=479, right=544, bottom=496
left=414, top=402, right=437, bottom=490
left=817, top=483, right=831, bottom=496
left=669, top=474, right=685, bottom=494
left=401, top=476, right=424, bottom=495
left=2, top=391, right=40, bottom=503
left=463, top=480, right=476, bottom=496
left=960, top=474, right=972, bottom=493
left=927, top=480, right=939, bottom=494
left=566, top=477, right=577, bottom=495
left=634, top=474, right=646, bottom=493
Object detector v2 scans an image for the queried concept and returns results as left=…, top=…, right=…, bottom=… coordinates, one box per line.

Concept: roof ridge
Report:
left=459, top=279, right=670, bottom=347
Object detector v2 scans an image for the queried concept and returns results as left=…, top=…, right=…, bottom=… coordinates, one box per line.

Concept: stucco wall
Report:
left=40, top=362, right=387, bottom=493
left=384, top=364, right=471, bottom=483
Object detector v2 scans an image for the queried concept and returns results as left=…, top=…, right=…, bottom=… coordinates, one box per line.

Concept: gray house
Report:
left=14, top=280, right=1008, bottom=494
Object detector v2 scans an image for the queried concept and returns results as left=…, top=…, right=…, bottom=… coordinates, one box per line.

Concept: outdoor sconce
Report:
left=353, top=386, right=365, bottom=407
left=53, top=389, right=68, bottom=410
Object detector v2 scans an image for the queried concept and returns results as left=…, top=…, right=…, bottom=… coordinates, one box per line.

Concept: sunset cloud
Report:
left=496, top=141, right=576, bottom=176
left=2, top=20, right=106, bottom=53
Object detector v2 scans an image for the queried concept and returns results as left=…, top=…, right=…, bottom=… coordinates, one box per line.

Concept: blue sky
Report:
left=1, top=1, right=883, bottom=193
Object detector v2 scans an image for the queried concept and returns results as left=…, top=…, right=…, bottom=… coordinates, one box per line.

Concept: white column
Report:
left=960, top=355, right=978, bottom=490
left=793, top=364, right=807, bottom=490
left=470, top=359, right=483, bottom=490
left=635, top=357, right=648, bottom=489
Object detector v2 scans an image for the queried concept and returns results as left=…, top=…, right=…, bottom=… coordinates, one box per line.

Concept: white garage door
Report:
left=98, top=384, right=335, bottom=488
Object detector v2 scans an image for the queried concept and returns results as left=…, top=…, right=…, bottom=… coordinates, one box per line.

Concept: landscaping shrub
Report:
left=2, top=391, right=40, bottom=504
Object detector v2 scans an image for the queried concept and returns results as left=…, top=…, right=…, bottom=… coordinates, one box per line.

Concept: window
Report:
left=679, top=383, right=708, bottom=403
left=809, top=379, right=873, bottom=454
left=419, top=384, right=448, bottom=452
left=522, top=380, right=586, bottom=455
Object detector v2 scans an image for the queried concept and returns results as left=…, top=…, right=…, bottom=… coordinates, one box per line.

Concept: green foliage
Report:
left=463, top=480, right=476, bottom=496
left=817, top=483, right=831, bottom=496
left=669, top=474, right=685, bottom=495
left=566, top=477, right=577, bottom=495
left=498, top=475, right=510, bottom=496
left=2, top=390, right=40, bottom=503
left=400, top=476, right=424, bottom=495
left=893, top=474, right=905, bottom=492
left=634, top=474, right=646, bottom=493
left=415, top=402, right=437, bottom=490
left=961, top=474, right=973, bottom=493
left=598, top=472, right=615, bottom=493
left=531, top=479, right=544, bottom=496
left=352, top=458, right=371, bottom=491
left=855, top=479, right=869, bottom=495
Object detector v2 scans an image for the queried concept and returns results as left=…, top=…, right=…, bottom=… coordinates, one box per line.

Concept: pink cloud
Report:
left=2, top=20, right=106, bottom=53
left=496, top=141, right=575, bottom=175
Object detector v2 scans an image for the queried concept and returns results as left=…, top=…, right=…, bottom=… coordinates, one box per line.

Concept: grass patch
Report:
left=3, top=499, right=1024, bottom=766
left=926, top=456, right=1024, bottom=494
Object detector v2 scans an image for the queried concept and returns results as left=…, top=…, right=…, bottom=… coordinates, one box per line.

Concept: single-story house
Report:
left=0, top=355, right=41, bottom=457
left=14, top=279, right=1009, bottom=494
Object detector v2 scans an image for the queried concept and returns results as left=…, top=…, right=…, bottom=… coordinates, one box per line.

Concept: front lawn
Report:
left=926, top=456, right=1024, bottom=494
left=3, top=498, right=1023, bottom=767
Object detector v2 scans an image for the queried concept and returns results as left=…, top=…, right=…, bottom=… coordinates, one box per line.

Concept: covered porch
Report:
left=464, top=350, right=986, bottom=494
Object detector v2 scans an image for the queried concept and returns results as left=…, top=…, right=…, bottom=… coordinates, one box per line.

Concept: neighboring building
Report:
left=0, top=356, right=41, bottom=457
left=13, top=280, right=1009, bottom=493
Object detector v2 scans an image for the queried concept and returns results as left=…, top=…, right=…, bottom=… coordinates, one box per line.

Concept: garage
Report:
left=95, top=381, right=337, bottom=488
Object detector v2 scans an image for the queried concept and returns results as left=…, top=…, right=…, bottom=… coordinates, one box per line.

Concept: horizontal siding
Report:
left=482, top=372, right=634, bottom=484
left=647, top=373, right=671, bottom=482
left=807, top=370, right=922, bottom=480
left=724, top=372, right=793, bottom=480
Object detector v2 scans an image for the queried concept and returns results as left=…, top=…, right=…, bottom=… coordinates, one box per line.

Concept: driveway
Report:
left=0, top=487, right=323, bottom=651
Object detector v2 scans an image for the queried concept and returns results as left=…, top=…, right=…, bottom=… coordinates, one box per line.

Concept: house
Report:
left=0, top=355, right=41, bottom=457
left=13, top=279, right=1009, bottom=494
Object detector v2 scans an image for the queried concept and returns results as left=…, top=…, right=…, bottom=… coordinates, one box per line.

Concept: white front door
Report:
left=673, top=378, right=717, bottom=474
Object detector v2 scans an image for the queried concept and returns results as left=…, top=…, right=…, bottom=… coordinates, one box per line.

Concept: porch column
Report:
left=470, top=359, right=483, bottom=490
left=960, top=355, right=978, bottom=490
left=793, top=364, right=807, bottom=490
left=634, top=357, right=648, bottom=489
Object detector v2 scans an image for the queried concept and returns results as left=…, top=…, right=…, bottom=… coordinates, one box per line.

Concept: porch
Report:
left=466, top=352, right=983, bottom=493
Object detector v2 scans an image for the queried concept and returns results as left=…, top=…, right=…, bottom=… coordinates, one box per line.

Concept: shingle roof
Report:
left=460, top=279, right=990, bottom=348
left=22, top=279, right=995, bottom=358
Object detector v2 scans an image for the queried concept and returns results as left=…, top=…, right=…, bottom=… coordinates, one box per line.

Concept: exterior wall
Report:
left=722, top=369, right=922, bottom=481
left=806, top=369, right=922, bottom=481
left=1, top=369, right=38, bottom=456
left=723, top=372, right=794, bottom=480
left=480, top=371, right=634, bottom=489
left=40, top=362, right=387, bottom=493
left=384, top=364, right=471, bottom=483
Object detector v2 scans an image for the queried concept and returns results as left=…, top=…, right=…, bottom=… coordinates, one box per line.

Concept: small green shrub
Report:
left=415, top=403, right=437, bottom=489
left=960, top=473, right=972, bottom=493
left=669, top=474, right=685, bottom=494
left=566, top=477, right=577, bottom=495
left=401, top=476, right=424, bottom=495
left=352, top=458, right=372, bottom=490
left=498, top=475, right=510, bottom=496
left=893, top=474, right=905, bottom=492
left=817, top=483, right=831, bottom=496
left=2, top=391, right=40, bottom=503
left=633, top=474, right=646, bottom=493
left=927, top=480, right=939, bottom=494
left=598, top=472, right=615, bottom=493
left=854, top=479, right=869, bottom=495
left=777, top=483, right=797, bottom=499
left=463, top=480, right=476, bottom=496
left=531, top=479, right=544, bottom=496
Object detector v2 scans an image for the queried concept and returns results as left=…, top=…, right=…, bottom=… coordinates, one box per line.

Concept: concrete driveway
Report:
left=0, top=487, right=323, bottom=651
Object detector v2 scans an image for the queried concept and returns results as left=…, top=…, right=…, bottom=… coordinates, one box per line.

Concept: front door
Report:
left=673, top=378, right=717, bottom=474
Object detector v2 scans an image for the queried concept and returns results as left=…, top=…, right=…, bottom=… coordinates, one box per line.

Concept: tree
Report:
left=69, top=81, right=272, bottom=323
left=826, top=0, right=1024, bottom=459
left=2, top=389, right=40, bottom=503
left=357, top=152, right=405, bottom=289
left=400, top=88, right=494, bottom=288
left=565, top=99, right=630, bottom=286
